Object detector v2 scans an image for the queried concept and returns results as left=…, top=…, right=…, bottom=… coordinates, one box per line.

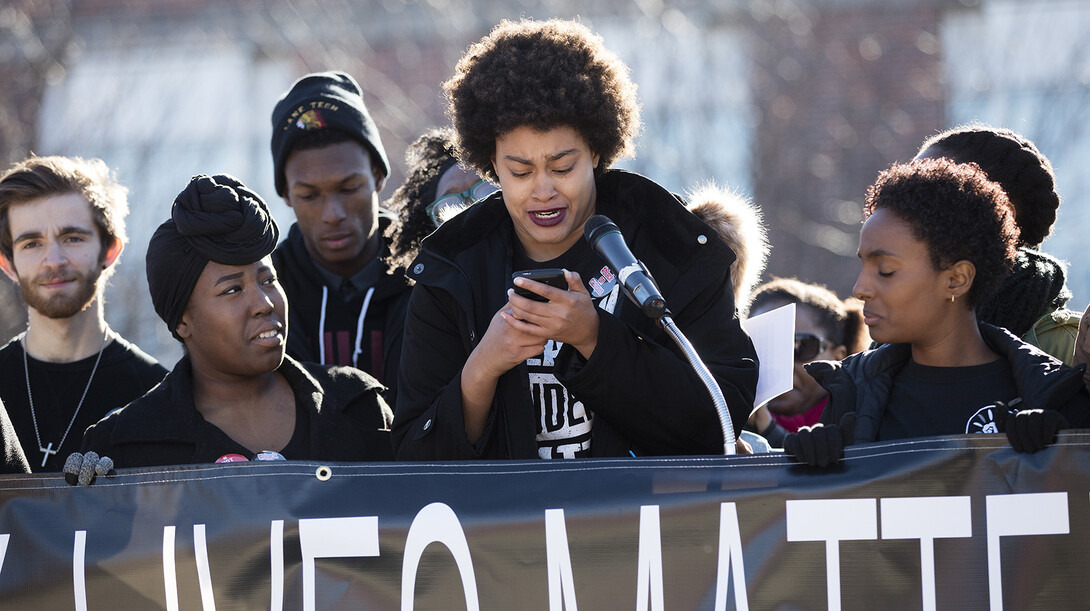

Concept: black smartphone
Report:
left=512, top=268, right=568, bottom=302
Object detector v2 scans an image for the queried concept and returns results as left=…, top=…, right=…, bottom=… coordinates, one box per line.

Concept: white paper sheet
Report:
left=740, top=303, right=795, bottom=410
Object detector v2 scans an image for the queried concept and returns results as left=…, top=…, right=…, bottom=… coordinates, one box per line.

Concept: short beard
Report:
left=19, top=267, right=102, bottom=319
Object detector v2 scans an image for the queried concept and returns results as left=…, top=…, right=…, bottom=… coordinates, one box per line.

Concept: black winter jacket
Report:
left=271, top=214, right=411, bottom=406
left=81, top=355, right=394, bottom=467
left=807, top=323, right=1090, bottom=443
left=393, top=170, right=758, bottom=460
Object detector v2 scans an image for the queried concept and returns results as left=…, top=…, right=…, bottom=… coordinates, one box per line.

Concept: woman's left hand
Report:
left=506, top=270, right=600, bottom=359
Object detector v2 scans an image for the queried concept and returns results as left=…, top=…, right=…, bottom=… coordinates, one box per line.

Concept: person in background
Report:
left=393, top=19, right=758, bottom=460
left=386, top=127, right=497, bottom=272
left=0, top=156, right=166, bottom=472
left=916, top=124, right=1080, bottom=365
left=269, top=71, right=411, bottom=407
left=785, top=158, right=1090, bottom=467
left=80, top=174, right=393, bottom=467
left=745, top=277, right=868, bottom=448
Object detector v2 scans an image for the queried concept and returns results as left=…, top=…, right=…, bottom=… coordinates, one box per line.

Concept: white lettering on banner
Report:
left=51, top=490, right=1082, bottom=607
left=786, top=498, right=878, bottom=611
left=164, top=525, right=179, bottom=611
left=636, top=505, right=665, bottom=611
left=545, top=509, right=579, bottom=611
left=714, top=503, right=749, bottom=611
left=194, top=525, right=217, bottom=610
left=985, top=492, right=1069, bottom=611
left=0, top=534, right=8, bottom=578
left=74, top=530, right=87, bottom=611
left=299, top=516, right=380, bottom=611
left=881, top=497, right=972, bottom=611
left=401, top=502, right=480, bottom=611
left=270, top=520, right=284, bottom=611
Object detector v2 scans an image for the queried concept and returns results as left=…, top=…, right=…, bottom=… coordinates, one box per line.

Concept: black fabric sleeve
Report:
left=393, top=284, right=486, bottom=460
left=1053, top=383, right=1090, bottom=429
left=79, top=416, right=116, bottom=464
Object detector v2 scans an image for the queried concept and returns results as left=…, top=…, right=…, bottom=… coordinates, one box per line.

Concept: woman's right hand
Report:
left=460, top=303, right=548, bottom=443
left=472, top=302, right=550, bottom=378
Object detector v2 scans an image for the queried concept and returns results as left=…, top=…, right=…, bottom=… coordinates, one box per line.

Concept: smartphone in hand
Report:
left=512, top=268, right=568, bottom=302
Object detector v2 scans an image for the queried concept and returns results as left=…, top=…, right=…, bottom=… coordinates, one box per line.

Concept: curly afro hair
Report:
left=864, top=158, right=1019, bottom=308
left=918, top=124, right=1059, bottom=248
left=385, top=127, right=462, bottom=272
left=444, top=18, right=642, bottom=181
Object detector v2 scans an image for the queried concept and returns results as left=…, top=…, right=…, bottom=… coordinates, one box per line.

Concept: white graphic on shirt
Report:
left=966, top=404, right=1002, bottom=434
left=529, top=282, right=620, bottom=459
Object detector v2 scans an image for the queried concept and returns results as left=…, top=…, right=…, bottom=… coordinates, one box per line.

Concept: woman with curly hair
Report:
left=784, top=158, right=1090, bottom=467
left=916, top=124, right=1080, bottom=364
left=386, top=127, right=496, bottom=272
left=393, top=19, right=758, bottom=460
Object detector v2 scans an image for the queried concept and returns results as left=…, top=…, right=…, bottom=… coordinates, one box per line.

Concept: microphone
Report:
left=584, top=215, right=668, bottom=319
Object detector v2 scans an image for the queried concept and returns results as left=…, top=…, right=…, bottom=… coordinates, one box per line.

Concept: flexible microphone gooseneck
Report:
left=583, top=215, right=736, bottom=454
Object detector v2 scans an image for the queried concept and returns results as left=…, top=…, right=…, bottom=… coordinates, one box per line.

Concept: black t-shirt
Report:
left=878, top=358, right=1018, bottom=441
left=513, top=236, right=623, bottom=459
left=0, top=335, right=167, bottom=472
left=201, top=398, right=311, bottom=462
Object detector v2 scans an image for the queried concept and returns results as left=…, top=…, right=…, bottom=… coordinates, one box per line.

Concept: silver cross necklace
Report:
left=22, top=326, right=110, bottom=468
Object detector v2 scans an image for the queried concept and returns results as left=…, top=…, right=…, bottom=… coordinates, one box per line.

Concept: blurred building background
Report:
left=1, top=0, right=1088, bottom=365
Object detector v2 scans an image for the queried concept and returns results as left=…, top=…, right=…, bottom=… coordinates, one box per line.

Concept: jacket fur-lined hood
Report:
left=685, top=183, right=769, bottom=311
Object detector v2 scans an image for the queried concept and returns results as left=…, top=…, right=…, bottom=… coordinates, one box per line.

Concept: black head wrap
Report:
left=146, top=174, right=280, bottom=340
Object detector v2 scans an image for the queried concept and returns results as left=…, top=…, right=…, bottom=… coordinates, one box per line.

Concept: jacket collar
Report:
left=108, top=355, right=347, bottom=445
left=810, top=322, right=1086, bottom=414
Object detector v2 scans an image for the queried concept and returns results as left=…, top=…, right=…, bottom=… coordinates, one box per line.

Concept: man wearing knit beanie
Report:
left=269, top=71, right=411, bottom=409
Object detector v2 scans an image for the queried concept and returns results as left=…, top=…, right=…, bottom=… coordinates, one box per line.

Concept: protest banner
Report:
left=0, top=433, right=1086, bottom=609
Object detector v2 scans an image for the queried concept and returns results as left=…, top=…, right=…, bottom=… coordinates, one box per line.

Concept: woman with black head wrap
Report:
left=80, top=174, right=393, bottom=467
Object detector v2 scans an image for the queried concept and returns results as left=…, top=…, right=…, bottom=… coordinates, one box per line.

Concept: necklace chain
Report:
left=23, top=327, right=110, bottom=468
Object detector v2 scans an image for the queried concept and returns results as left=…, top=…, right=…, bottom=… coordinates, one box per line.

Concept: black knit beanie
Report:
left=270, top=71, right=390, bottom=196
left=146, top=174, right=280, bottom=340
left=976, top=246, right=1071, bottom=337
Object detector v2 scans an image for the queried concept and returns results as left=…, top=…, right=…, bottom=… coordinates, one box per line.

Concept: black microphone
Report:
left=584, top=215, right=668, bottom=319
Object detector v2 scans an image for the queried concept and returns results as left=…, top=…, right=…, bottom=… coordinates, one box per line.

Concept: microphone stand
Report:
left=659, top=314, right=737, bottom=455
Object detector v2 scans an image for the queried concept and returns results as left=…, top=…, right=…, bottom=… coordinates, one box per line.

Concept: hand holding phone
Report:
left=512, top=268, right=568, bottom=302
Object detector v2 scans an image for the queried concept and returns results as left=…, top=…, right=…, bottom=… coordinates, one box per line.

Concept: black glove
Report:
left=63, top=452, right=115, bottom=486
left=783, top=412, right=856, bottom=467
left=1002, top=407, right=1068, bottom=454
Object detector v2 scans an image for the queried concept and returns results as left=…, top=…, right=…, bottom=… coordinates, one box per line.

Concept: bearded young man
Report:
left=0, top=156, right=166, bottom=472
